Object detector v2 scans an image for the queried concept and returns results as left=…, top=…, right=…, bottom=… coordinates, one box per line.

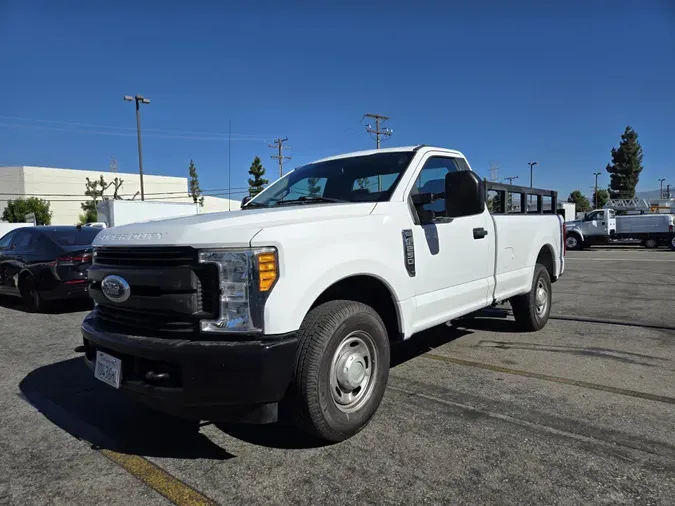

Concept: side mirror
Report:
left=444, top=171, right=485, bottom=218
left=241, top=195, right=253, bottom=208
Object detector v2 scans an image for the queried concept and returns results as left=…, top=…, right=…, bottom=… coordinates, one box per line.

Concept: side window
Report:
left=12, top=230, right=33, bottom=249
left=411, top=156, right=462, bottom=214
left=0, top=231, right=16, bottom=249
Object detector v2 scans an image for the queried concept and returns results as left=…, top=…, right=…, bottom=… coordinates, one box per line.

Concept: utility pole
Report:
left=269, top=137, right=291, bottom=178
left=658, top=178, right=666, bottom=199
left=124, top=94, right=150, bottom=200
left=364, top=113, right=392, bottom=191
left=594, top=172, right=601, bottom=208
left=504, top=176, right=519, bottom=185
left=364, top=113, right=392, bottom=149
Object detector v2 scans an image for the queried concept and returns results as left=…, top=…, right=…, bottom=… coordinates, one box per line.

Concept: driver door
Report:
left=584, top=210, right=609, bottom=236
left=407, top=155, right=492, bottom=332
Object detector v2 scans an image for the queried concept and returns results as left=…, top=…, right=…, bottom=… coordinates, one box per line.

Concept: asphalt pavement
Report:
left=1, top=246, right=674, bottom=505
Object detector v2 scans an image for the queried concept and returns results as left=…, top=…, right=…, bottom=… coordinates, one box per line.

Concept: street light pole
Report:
left=124, top=95, right=151, bottom=201
left=658, top=178, right=666, bottom=199
left=593, top=172, right=601, bottom=208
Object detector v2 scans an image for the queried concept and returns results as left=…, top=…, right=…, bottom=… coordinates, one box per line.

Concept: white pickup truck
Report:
left=77, top=145, right=565, bottom=442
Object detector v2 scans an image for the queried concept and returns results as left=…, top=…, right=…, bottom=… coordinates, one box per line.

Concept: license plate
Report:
left=94, top=351, right=122, bottom=389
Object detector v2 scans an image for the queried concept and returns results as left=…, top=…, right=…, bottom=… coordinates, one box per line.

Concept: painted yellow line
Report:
left=100, top=449, right=219, bottom=506
left=423, top=353, right=675, bottom=405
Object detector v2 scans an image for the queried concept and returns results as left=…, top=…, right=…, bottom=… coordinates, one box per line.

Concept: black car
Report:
left=0, top=225, right=102, bottom=311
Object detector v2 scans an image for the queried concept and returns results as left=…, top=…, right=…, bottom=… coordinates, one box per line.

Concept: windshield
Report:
left=245, top=151, right=415, bottom=208
left=43, top=227, right=102, bottom=247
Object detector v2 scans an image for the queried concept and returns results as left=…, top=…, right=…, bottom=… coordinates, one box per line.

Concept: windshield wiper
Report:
left=242, top=201, right=268, bottom=209
left=273, top=196, right=349, bottom=206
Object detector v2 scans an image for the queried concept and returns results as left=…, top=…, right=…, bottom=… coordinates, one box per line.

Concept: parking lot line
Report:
left=100, top=449, right=219, bottom=506
left=423, top=353, right=675, bottom=405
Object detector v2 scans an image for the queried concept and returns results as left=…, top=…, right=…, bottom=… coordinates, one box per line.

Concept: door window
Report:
left=11, top=230, right=33, bottom=249
left=411, top=156, right=463, bottom=215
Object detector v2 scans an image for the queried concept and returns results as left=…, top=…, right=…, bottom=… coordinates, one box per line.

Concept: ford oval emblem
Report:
left=101, top=275, right=131, bottom=303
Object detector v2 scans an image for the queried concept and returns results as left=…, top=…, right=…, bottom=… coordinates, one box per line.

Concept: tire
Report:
left=565, top=234, right=582, bottom=251
left=644, top=238, right=658, bottom=249
left=285, top=300, right=390, bottom=442
left=19, top=275, right=45, bottom=313
left=510, top=264, right=552, bottom=332
left=669, top=236, right=675, bottom=251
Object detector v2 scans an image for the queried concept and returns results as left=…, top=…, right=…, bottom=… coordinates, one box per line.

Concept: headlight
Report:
left=198, top=247, right=278, bottom=334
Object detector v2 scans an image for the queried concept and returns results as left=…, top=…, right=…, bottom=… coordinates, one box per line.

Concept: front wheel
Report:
left=510, top=264, right=552, bottom=332
left=285, top=300, right=390, bottom=442
left=565, top=234, right=582, bottom=251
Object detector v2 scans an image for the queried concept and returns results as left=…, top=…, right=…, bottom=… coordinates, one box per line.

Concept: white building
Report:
left=0, top=166, right=240, bottom=225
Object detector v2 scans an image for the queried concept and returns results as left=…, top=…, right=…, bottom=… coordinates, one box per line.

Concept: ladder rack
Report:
left=484, top=180, right=558, bottom=214
left=602, top=198, right=651, bottom=212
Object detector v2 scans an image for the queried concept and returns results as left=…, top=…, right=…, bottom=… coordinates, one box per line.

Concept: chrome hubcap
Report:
left=566, top=236, right=577, bottom=249
left=329, top=331, right=377, bottom=413
left=535, top=279, right=548, bottom=315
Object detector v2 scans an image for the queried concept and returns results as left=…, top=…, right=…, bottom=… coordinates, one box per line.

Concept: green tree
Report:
left=307, top=177, right=322, bottom=197
left=2, top=197, right=53, bottom=225
left=187, top=159, right=204, bottom=207
left=247, top=156, right=268, bottom=197
left=79, top=175, right=124, bottom=224
left=605, top=126, right=644, bottom=199
left=592, top=188, right=609, bottom=209
left=568, top=190, right=591, bottom=212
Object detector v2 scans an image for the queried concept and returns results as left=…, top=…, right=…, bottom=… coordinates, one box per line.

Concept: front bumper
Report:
left=80, top=312, right=298, bottom=423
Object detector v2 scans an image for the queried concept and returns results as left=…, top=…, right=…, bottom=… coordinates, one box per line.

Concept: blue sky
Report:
left=0, top=0, right=673, bottom=203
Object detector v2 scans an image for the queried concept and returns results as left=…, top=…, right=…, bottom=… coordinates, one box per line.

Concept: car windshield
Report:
left=245, top=151, right=415, bottom=208
left=43, top=227, right=102, bottom=246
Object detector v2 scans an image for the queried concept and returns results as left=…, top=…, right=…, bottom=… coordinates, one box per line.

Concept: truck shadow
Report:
left=19, top=358, right=234, bottom=460
left=0, top=295, right=94, bottom=315
left=19, top=311, right=507, bottom=455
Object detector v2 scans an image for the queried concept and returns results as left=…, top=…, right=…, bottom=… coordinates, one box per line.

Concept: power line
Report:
left=364, top=113, right=392, bottom=149
left=0, top=186, right=251, bottom=198
left=0, top=115, right=273, bottom=139
left=0, top=122, right=271, bottom=142
left=269, top=137, right=291, bottom=177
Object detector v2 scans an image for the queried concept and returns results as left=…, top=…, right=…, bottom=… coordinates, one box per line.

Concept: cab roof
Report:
left=311, top=145, right=466, bottom=164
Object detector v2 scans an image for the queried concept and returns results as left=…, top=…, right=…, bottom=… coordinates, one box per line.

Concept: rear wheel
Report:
left=19, top=275, right=45, bottom=313
left=285, top=300, right=390, bottom=442
left=644, top=238, right=658, bottom=249
left=510, top=264, right=552, bottom=332
left=669, top=236, right=675, bottom=251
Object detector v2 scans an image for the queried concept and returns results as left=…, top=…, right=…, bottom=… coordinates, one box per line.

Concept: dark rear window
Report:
left=43, top=227, right=102, bottom=246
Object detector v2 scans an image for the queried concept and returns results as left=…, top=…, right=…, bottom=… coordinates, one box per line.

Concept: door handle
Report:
left=601, top=222, right=606, bottom=225
left=473, top=227, right=488, bottom=239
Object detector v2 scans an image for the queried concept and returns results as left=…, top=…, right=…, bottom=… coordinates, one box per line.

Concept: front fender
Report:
left=258, top=240, right=413, bottom=336
left=565, top=225, right=584, bottom=242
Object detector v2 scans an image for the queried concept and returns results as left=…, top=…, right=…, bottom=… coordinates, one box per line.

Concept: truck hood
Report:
left=92, top=203, right=376, bottom=248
